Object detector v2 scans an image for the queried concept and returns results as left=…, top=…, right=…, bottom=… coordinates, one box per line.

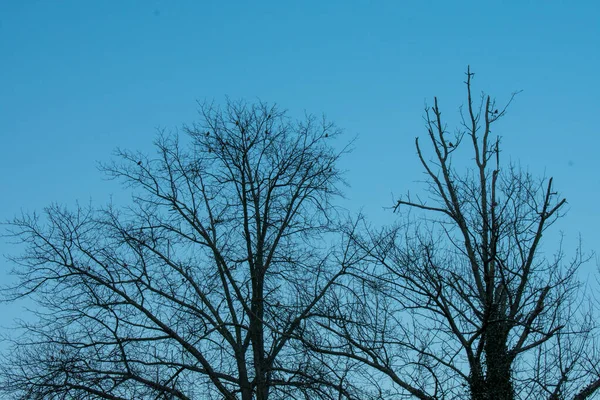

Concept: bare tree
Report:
left=0, top=101, right=364, bottom=400
left=310, top=69, right=600, bottom=400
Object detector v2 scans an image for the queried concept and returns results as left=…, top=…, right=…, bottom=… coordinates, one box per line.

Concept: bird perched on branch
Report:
left=448, top=142, right=454, bottom=148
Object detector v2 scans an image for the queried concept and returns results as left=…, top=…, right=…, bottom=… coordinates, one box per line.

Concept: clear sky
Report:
left=1, top=1, right=599, bottom=346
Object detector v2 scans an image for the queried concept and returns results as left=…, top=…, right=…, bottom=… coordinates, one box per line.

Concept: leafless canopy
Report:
left=0, top=100, right=362, bottom=400
left=310, top=69, right=600, bottom=400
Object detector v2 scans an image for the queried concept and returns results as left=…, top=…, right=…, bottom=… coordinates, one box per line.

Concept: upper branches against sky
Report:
left=0, top=100, right=367, bottom=400
left=307, top=68, right=600, bottom=400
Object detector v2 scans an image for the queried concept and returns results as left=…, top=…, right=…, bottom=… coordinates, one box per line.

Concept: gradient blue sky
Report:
left=1, top=1, right=599, bottom=343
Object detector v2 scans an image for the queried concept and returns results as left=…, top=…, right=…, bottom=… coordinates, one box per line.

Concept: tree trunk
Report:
left=251, top=270, right=268, bottom=400
left=484, top=316, right=514, bottom=400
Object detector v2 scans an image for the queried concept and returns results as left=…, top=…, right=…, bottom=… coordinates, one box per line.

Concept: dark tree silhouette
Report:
left=0, top=101, right=363, bottom=400
left=309, top=69, right=600, bottom=400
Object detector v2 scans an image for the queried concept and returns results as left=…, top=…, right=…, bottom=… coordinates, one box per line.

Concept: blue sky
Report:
left=1, top=1, right=599, bottom=343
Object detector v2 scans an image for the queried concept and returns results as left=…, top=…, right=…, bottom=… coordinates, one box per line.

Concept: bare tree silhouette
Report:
left=309, top=69, right=600, bottom=400
left=0, top=101, right=364, bottom=400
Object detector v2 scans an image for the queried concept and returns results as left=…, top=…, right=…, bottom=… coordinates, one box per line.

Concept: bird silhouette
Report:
left=137, top=161, right=142, bottom=165
left=448, top=142, right=454, bottom=148
left=205, top=131, right=210, bottom=137
left=235, top=120, right=239, bottom=126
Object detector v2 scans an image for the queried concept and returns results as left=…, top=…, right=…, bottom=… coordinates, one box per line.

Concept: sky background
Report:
left=1, top=1, right=599, bottom=348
